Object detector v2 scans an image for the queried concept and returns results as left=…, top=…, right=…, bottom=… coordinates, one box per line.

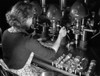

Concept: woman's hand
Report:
left=59, top=27, right=67, bottom=38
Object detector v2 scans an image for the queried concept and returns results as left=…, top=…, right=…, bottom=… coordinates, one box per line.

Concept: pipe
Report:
left=32, top=57, right=77, bottom=76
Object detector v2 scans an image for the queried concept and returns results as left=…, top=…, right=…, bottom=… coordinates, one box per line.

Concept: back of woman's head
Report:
left=5, top=0, right=42, bottom=29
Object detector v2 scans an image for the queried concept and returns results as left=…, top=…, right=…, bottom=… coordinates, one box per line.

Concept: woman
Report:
left=1, top=1, right=67, bottom=76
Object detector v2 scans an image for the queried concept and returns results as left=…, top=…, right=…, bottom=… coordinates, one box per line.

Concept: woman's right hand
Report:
left=59, top=27, right=67, bottom=38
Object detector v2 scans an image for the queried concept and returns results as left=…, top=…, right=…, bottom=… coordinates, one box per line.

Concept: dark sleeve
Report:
left=25, top=37, right=56, bottom=59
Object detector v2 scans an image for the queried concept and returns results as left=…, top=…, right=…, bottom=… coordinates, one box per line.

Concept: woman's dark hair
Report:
left=5, top=1, right=42, bottom=29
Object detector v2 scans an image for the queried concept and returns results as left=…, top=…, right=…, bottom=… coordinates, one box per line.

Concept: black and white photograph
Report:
left=0, top=0, right=100, bottom=76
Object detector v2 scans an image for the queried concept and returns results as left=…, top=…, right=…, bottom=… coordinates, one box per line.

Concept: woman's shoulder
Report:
left=2, top=27, right=16, bottom=36
left=2, top=29, right=9, bottom=37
